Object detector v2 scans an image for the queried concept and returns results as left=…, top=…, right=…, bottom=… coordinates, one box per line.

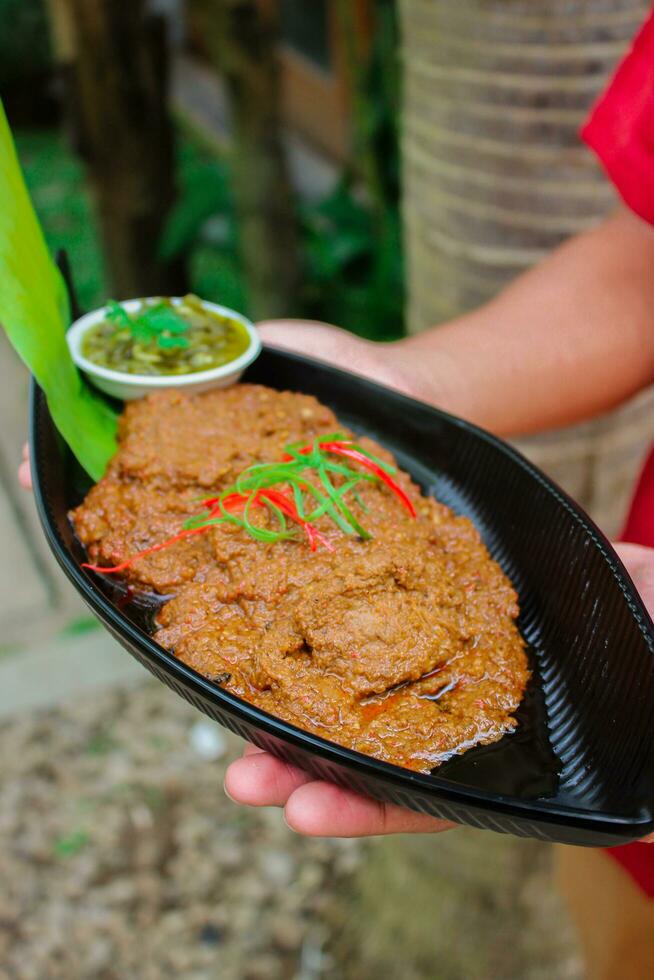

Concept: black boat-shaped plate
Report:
left=30, top=348, right=654, bottom=846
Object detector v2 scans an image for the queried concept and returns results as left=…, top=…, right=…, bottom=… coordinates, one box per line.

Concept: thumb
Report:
left=258, top=319, right=355, bottom=362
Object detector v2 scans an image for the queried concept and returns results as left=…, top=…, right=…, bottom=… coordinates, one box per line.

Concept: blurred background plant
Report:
left=301, top=0, right=403, bottom=339
left=8, top=0, right=404, bottom=339
left=0, top=0, right=53, bottom=122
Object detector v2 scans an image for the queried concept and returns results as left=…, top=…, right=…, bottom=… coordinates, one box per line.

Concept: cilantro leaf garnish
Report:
left=105, top=299, right=190, bottom=349
left=105, top=300, right=133, bottom=329
left=157, top=333, right=190, bottom=349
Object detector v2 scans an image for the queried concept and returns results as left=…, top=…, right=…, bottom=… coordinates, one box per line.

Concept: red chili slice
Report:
left=81, top=525, right=210, bottom=574
left=288, top=440, right=416, bottom=517
left=258, top=488, right=334, bottom=552
left=83, top=494, right=253, bottom=574
left=83, top=486, right=333, bottom=575
left=84, top=435, right=411, bottom=577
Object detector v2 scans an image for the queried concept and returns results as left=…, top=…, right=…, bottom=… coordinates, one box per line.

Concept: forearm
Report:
left=259, top=208, right=654, bottom=437
left=395, top=207, right=654, bottom=435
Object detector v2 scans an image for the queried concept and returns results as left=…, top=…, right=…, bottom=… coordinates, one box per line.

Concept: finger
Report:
left=613, top=542, right=654, bottom=610
left=224, top=751, right=313, bottom=808
left=22, top=442, right=29, bottom=461
left=18, top=459, right=32, bottom=491
left=257, top=320, right=338, bottom=359
left=284, top=780, right=455, bottom=838
left=242, top=742, right=267, bottom=757
left=613, top=542, right=653, bottom=563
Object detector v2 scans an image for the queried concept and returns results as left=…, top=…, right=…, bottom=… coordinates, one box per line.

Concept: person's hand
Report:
left=613, top=542, right=654, bottom=843
left=18, top=442, right=32, bottom=490
left=224, top=743, right=453, bottom=837
left=613, top=542, right=654, bottom=619
left=258, top=319, right=415, bottom=397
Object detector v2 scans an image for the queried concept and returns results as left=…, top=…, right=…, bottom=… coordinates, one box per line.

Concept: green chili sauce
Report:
left=82, top=296, right=251, bottom=376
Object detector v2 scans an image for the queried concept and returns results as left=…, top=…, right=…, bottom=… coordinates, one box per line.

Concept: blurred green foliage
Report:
left=15, top=0, right=403, bottom=338
left=309, top=0, right=403, bottom=339
left=58, top=615, right=101, bottom=638
left=162, top=0, right=404, bottom=339
left=15, top=128, right=245, bottom=313
left=300, top=182, right=403, bottom=340
left=162, top=131, right=248, bottom=313
left=53, top=829, right=90, bottom=858
left=15, top=129, right=107, bottom=312
left=0, top=0, right=51, bottom=99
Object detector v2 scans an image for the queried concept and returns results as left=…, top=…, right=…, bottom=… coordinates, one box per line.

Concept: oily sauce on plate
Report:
left=71, top=385, right=528, bottom=772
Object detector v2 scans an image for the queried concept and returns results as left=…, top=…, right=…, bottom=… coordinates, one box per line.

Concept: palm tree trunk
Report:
left=337, top=4, right=651, bottom=977
left=400, top=0, right=653, bottom=535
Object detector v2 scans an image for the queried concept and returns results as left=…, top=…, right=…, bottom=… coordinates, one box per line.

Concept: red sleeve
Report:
left=582, top=9, right=654, bottom=225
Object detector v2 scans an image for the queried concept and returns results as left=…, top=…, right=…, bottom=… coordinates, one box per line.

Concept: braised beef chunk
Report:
left=72, top=385, right=528, bottom=772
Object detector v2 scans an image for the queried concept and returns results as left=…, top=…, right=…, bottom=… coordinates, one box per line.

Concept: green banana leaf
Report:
left=0, top=99, right=117, bottom=481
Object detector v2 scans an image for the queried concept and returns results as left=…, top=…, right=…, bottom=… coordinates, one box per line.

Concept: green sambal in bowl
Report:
left=82, top=295, right=251, bottom=375
left=68, top=296, right=260, bottom=401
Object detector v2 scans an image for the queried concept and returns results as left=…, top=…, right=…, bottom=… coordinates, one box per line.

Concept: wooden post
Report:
left=44, top=0, right=84, bottom=151
left=196, top=0, right=300, bottom=319
left=64, top=0, right=186, bottom=298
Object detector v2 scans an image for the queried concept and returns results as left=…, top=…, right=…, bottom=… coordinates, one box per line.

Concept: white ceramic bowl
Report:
left=67, top=297, right=261, bottom=401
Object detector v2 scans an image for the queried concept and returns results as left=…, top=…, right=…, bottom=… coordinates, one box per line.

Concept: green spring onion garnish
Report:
left=82, top=434, right=416, bottom=574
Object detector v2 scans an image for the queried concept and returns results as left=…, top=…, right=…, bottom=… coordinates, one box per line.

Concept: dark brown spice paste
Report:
left=72, top=385, right=528, bottom=772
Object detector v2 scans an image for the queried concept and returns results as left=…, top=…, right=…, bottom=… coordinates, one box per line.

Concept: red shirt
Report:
left=582, top=9, right=654, bottom=550
left=582, top=11, right=654, bottom=871
left=582, top=9, right=654, bottom=226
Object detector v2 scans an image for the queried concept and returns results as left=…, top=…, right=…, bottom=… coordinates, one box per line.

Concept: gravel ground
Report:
left=0, top=682, right=362, bottom=980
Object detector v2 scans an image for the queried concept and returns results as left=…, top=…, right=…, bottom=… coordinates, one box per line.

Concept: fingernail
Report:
left=282, top=809, right=298, bottom=834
